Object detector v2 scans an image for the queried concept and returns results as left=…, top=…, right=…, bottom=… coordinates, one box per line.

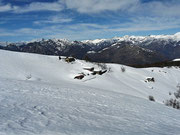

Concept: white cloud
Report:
left=0, top=0, right=64, bottom=13
left=0, top=4, right=12, bottom=12
left=63, top=0, right=180, bottom=19
left=34, top=16, right=72, bottom=25
left=0, top=1, right=18, bottom=12
left=14, top=1, right=63, bottom=13
left=1, top=0, right=180, bottom=18
left=1, top=17, right=180, bottom=41
left=48, top=16, right=72, bottom=23
left=1, top=0, right=180, bottom=41
left=63, top=0, right=139, bottom=13
left=146, top=1, right=180, bottom=17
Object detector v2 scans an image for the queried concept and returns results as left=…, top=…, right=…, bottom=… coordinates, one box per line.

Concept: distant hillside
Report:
left=1, top=32, right=180, bottom=65
left=132, top=60, right=180, bottom=68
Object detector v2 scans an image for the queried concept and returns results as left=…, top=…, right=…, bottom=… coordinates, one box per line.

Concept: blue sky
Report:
left=0, top=0, right=180, bottom=42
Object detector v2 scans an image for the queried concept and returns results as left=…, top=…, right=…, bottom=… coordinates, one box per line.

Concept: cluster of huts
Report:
left=58, top=56, right=107, bottom=80
left=145, top=77, right=155, bottom=82
left=74, top=67, right=107, bottom=80
left=59, top=56, right=76, bottom=63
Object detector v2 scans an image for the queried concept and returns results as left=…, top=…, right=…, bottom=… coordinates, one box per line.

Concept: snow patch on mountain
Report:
left=82, top=32, right=180, bottom=47
left=173, top=58, right=180, bottom=61
left=83, top=39, right=107, bottom=44
left=0, top=42, right=8, bottom=46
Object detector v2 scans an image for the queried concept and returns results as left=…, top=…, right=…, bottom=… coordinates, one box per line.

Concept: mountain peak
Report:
left=174, top=32, right=180, bottom=36
left=174, top=32, right=180, bottom=40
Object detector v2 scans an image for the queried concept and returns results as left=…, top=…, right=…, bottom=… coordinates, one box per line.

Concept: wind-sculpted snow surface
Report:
left=0, top=50, right=180, bottom=135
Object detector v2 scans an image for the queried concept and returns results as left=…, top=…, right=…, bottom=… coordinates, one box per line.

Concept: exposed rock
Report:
left=65, top=57, right=75, bottom=63
left=74, top=75, right=84, bottom=80
left=145, top=77, right=155, bottom=82
left=83, top=67, right=94, bottom=72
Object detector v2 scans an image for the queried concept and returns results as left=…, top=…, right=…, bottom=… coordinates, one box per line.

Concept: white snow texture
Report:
left=0, top=50, right=180, bottom=135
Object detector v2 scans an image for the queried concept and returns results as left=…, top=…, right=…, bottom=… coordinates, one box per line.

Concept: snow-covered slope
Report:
left=0, top=50, right=180, bottom=135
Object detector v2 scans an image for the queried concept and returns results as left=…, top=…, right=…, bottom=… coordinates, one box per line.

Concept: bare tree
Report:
left=165, top=83, right=180, bottom=109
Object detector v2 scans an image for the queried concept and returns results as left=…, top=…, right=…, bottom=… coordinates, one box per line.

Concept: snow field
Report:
left=0, top=50, right=180, bottom=135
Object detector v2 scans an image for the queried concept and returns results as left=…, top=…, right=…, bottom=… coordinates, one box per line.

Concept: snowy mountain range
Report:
left=84, top=32, right=180, bottom=45
left=0, top=49, right=180, bottom=135
left=1, top=32, right=180, bottom=65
